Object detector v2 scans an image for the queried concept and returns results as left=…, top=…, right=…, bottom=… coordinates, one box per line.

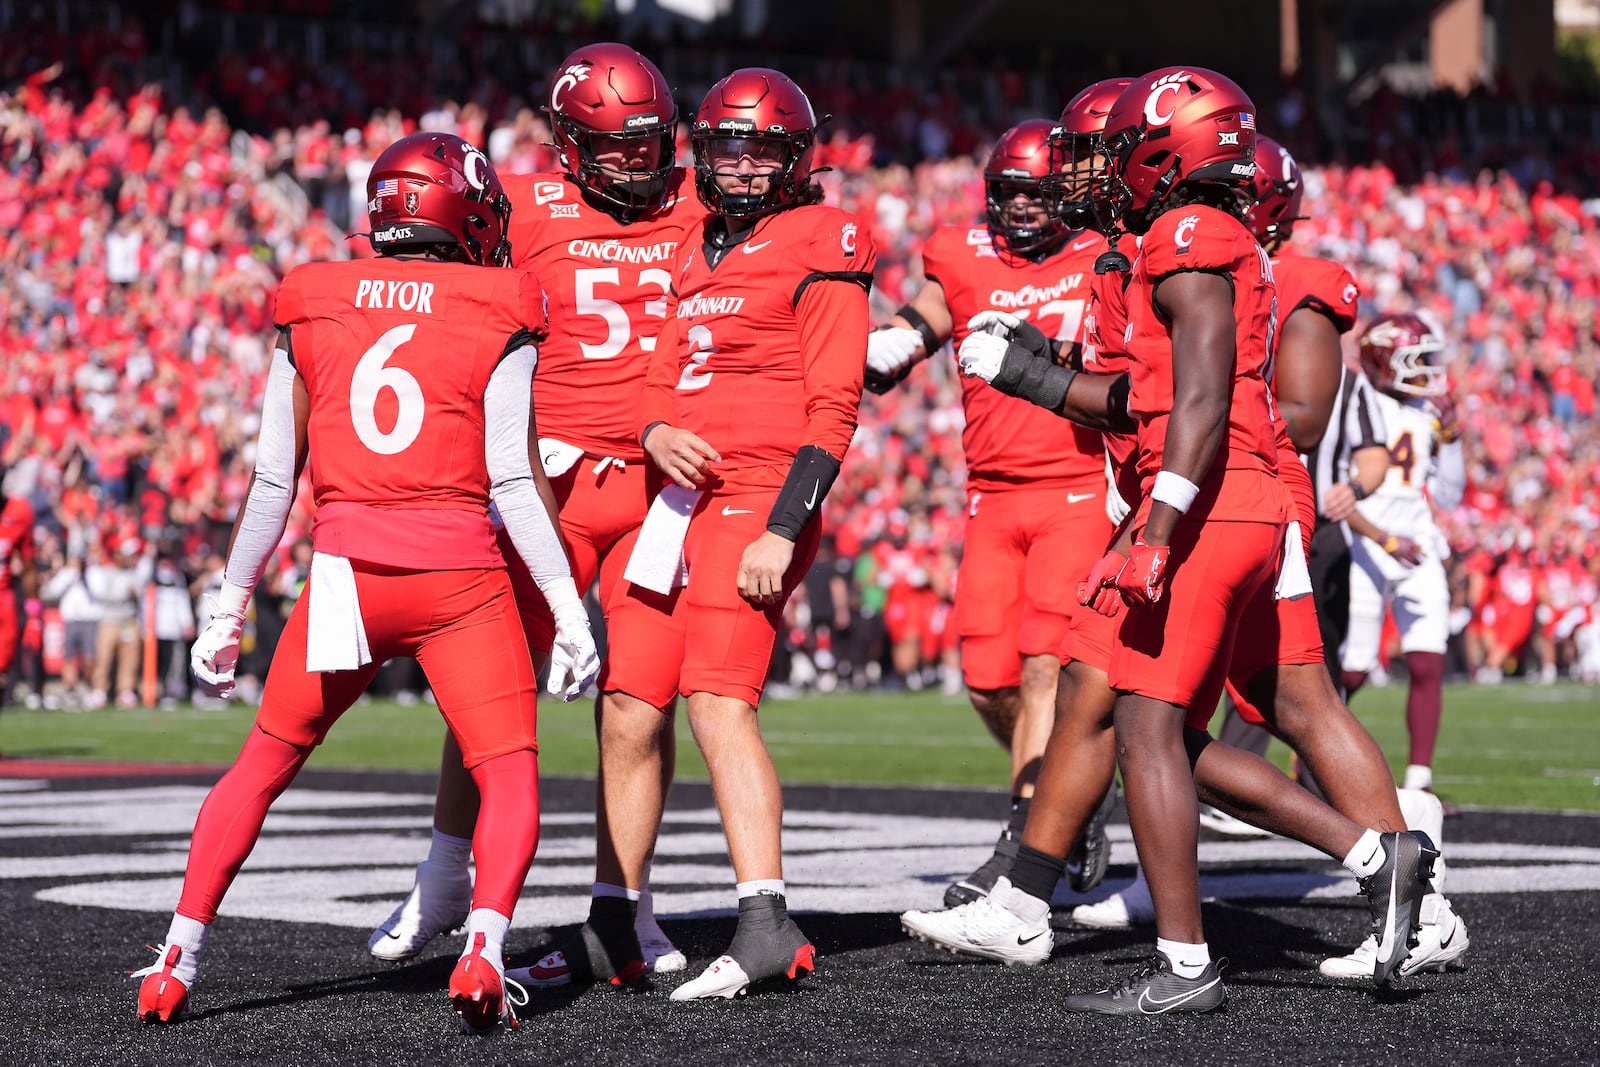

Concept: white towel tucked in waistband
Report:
left=306, top=551, right=373, bottom=672
left=1275, top=521, right=1313, bottom=601
left=622, top=484, right=701, bottom=594
left=538, top=437, right=586, bottom=477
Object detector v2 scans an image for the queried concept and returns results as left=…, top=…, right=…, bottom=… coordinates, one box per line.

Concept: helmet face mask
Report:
left=366, top=132, right=512, bottom=266
left=1359, top=314, right=1449, bottom=398
left=548, top=43, right=678, bottom=215
left=1045, top=78, right=1133, bottom=232
left=691, top=68, right=819, bottom=219
left=983, top=119, right=1067, bottom=255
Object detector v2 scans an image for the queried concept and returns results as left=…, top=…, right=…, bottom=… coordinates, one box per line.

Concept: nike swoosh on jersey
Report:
left=1072, top=237, right=1100, bottom=252
left=1067, top=492, right=1097, bottom=504
left=1136, top=976, right=1222, bottom=1014
left=721, top=506, right=755, bottom=516
left=743, top=240, right=773, bottom=254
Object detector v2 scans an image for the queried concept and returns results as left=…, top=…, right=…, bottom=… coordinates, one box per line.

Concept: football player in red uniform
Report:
left=370, top=43, right=700, bottom=983
left=131, top=133, right=596, bottom=1034
left=863, top=119, right=1111, bottom=907
left=911, top=71, right=1437, bottom=1010
left=0, top=475, right=39, bottom=705
left=607, top=67, right=872, bottom=1000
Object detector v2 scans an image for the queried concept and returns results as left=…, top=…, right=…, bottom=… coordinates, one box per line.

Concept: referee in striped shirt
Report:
left=1306, top=365, right=1391, bottom=688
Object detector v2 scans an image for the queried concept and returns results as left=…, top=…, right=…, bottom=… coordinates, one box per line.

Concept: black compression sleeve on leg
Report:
left=767, top=445, right=842, bottom=542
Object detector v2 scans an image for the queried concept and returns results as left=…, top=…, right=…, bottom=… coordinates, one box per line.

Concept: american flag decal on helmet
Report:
left=375, top=178, right=400, bottom=196
left=1238, top=112, right=1255, bottom=130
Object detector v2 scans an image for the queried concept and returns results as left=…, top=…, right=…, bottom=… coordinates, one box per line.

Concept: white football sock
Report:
left=1156, top=937, right=1211, bottom=978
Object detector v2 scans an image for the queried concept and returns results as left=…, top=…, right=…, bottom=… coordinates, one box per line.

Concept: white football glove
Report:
left=866, top=326, right=923, bottom=378
left=547, top=602, right=600, bottom=702
left=191, top=598, right=246, bottom=699
left=966, top=310, right=1024, bottom=337
left=957, top=330, right=1010, bottom=383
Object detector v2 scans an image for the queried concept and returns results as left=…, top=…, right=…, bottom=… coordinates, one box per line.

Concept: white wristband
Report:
left=1151, top=470, right=1200, bottom=515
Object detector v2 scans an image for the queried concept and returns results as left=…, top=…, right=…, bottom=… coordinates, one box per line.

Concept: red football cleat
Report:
left=449, top=932, right=523, bottom=1034
left=134, top=945, right=191, bottom=1024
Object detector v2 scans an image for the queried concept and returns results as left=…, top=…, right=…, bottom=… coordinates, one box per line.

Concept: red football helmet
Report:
left=1095, top=67, right=1258, bottom=234
left=1045, top=77, right=1134, bottom=229
left=984, top=120, right=1069, bottom=255
left=1359, top=313, right=1449, bottom=398
left=1243, top=136, right=1304, bottom=248
left=691, top=67, right=820, bottom=218
left=547, top=42, right=678, bottom=214
left=366, top=132, right=511, bottom=266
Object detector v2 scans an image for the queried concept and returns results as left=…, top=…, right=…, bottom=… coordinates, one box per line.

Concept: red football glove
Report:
left=1078, top=550, right=1129, bottom=618
left=1114, top=539, right=1171, bottom=607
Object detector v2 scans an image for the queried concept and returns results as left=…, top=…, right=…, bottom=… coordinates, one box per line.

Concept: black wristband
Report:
left=896, top=304, right=943, bottom=357
left=991, top=343, right=1078, bottom=412
left=767, top=445, right=842, bottom=541
left=641, top=421, right=667, bottom=449
left=1350, top=480, right=1370, bottom=502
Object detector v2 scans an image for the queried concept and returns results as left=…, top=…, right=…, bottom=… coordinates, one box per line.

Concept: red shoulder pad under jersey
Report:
left=275, top=258, right=541, bottom=517
left=500, top=168, right=703, bottom=458
left=921, top=223, right=1105, bottom=491
left=1271, top=252, right=1359, bottom=334
left=799, top=206, right=876, bottom=296
left=1140, top=204, right=1259, bottom=281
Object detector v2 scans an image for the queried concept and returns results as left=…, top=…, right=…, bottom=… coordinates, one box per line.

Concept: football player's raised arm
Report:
left=1146, top=270, right=1236, bottom=546
left=220, top=329, right=309, bottom=611
left=1275, top=306, right=1344, bottom=453
left=866, top=278, right=952, bottom=394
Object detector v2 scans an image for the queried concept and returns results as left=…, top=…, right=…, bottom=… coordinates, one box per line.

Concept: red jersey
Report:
left=1271, top=252, right=1359, bottom=335
left=1081, top=231, right=1142, bottom=504
left=1124, top=205, right=1282, bottom=523
left=503, top=169, right=705, bottom=460
left=0, top=497, right=34, bottom=589
left=275, top=257, right=548, bottom=569
left=920, top=226, right=1104, bottom=492
left=640, top=204, right=876, bottom=492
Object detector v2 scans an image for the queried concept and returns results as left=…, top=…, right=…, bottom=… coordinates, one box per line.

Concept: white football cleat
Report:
left=368, top=859, right=472, bottom=961
left=1320, top=893, right=1469, bottom=980
left=900, top=876, right=1052, bottom=966
left=1069, top=867, right=1155, bottom=929
left=638, top=917, right=687, bottom=974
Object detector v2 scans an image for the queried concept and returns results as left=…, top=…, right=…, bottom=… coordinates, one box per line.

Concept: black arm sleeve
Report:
left=767, top=445, right=843, bottom=542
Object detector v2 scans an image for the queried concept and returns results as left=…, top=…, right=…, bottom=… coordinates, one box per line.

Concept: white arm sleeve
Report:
left=484, top=346, right=582, bottom=614
left=224, top=349, right=299, bottom=593
left=1429, top=438, right=1466, bottom=511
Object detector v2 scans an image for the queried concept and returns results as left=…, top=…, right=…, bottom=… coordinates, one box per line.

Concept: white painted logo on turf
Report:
left=1, top=783, right=1598, bottom=929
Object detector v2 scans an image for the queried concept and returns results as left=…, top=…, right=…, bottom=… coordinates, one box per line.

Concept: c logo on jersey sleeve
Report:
left=1174, top=214, right=1199, bottom=254
left=841, top=223, right=858, bottom=257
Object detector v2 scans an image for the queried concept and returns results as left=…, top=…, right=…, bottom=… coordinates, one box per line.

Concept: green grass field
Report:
left=2, top=683, right=1596, bottom=811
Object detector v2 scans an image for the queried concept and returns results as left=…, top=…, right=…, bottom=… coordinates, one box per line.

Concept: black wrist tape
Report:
left=896, top=304, right=943, bottom=357
left=993, top=344, right=1077, bottom=412
left=767, top=445, right=842, bottom=541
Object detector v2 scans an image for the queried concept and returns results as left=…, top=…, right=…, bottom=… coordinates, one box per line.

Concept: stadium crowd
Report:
left=3, top=22, right=1599, bottom=713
